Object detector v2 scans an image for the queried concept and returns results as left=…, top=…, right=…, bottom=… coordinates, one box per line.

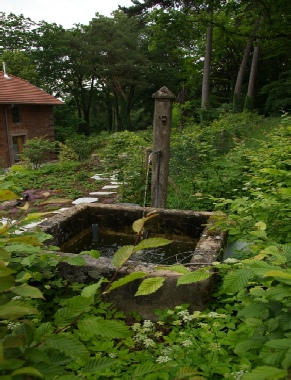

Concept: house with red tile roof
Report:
left=0, top=70, right=63, bottom=167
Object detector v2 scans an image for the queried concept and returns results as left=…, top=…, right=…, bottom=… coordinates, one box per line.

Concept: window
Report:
left=12, top=106, right=21, bottom=123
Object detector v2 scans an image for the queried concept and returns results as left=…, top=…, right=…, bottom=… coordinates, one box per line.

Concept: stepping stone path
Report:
left=70, top=173, right=121, bottom=206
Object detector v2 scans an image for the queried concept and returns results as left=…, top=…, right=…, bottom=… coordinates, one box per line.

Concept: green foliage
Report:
left=21, top=137, right=56, bottom=169
left=57, top=142, right=79, bottom=162
left=64, top=134, right=103, bottom=161
left=100, top=130, right=150, bottom=204
left=10, top=161, right=95, bottom=200
left=214, top=113, right=291, bottom=246
left=1, top=113, right=291, bottom=379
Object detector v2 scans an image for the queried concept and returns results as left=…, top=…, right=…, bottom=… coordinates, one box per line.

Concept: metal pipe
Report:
left=92, top=224, right=99, bottom=243
left=154, top=151, right=161, bottom=208
left=4, top=105, right=14, bottom=166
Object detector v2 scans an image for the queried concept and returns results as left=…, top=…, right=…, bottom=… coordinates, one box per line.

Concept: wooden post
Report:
left=151, top=86, right=175, bottom=208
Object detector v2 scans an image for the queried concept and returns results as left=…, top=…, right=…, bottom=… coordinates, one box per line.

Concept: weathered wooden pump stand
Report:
left=151, top=86, right=175, bottom=208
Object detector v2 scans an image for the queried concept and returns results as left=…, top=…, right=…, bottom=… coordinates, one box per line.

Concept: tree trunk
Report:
left=233, top=18, right=261, bottom=112
left=244, top=42, right=260, bottom=111
left=201, top=19, right=213, bottom=112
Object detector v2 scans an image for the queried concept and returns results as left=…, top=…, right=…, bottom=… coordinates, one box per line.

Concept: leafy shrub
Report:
left=214, top=113, right=291, bottom=246
left=20, top=136, right=56, bottom=169
left=65, top=134, right=104, bottom=161
left=58, top=142, right=79, bottom=162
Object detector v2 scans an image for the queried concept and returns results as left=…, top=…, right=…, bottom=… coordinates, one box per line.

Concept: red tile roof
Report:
left=0, top=71, right=63, bottom=105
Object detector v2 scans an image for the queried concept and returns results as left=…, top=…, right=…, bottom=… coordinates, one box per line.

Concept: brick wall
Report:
left=0, top=104, right=56, bottom=168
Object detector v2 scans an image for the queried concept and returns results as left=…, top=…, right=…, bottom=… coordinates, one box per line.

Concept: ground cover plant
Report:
left=0, top=112, right=290, bottom=379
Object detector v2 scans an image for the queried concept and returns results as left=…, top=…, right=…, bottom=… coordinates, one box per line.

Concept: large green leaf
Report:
left=156, top=264, right=190, bottom=274
left=66, top=256, right=85, bottom=266
left=242, top=366, right=287, bottom=380
left=54, top=296, right=92, bottom=328
left=83, top=358, right=117, bottom=373
left=238, top=303, right=269, bottom=319
left=0, top=301, right=37, bottom=319
left=264, top=338, right=291, bottom=350
left=177, top=271, right=210, bottom=285
left=175, top=366, right=206, bottom=379
left=108, top=272, right=146, bottom=292
left=0, top=265, right=14, bottom=277
left=43, top=334, right=89, bottom=359
left=0, top=189, right=18, bottom=201
left=223, top=268, right=253, bottom=293
left=234, top=338, right=266, bottom=354
left=132, top=362, right=162, bottom=377
left=132, top=218, right=145, bottom=234
left=81, top=280, right=103, bottom=298
left=4, top=244, right=41, bottom=255
left=263, top=270, right=291, bottom=280
left=78, top=317, right=131, bottom=338
left=11, top=367, right=43, bottom=378
left=3, top=334, right=25, bottom=348
left=0, top=275, right=14, bottom=291
left=10, top=284, right=44, bottom=299
left=134, top=237, right=172, bottom=251
left=34, top=322, right=54, bottom=341
left=3, top=235, right=42, bottom=246
left=132, top=213, right=158, bottom=233
left=113, top=245, right=134, bottom=268
left=135, top=277, right=165, bottom=296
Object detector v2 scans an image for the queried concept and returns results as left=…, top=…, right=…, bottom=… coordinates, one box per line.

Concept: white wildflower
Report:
left=7, top=321, right=21, bottom=331
left=207, top=312, right=227, bottom=319
left=156, top=356, right=171, bottom=363
left=143, top=338, right=155, bottom=348
left=181, top=339, right=193, bottom=347
left=224, top=258, right=239, bottom=264
left=198, top=322, right=208, bottom=328
left=132, top=323, right=141, bottom=331
left=161, top=347, right=172, bottom=356
left=143, top=320, right=154, bottom=328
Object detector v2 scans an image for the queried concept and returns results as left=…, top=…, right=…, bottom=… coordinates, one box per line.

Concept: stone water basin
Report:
left=39, top=204, right=225, bottom=319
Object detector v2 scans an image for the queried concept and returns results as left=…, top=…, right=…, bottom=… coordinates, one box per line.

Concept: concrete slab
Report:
left=72, top=198, right=98, bottom=205
left=102, top=185, right=119, bottom=189
left=89, top=192, right=117, bottom=196
left=91, top=175, right=109, bottom=181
